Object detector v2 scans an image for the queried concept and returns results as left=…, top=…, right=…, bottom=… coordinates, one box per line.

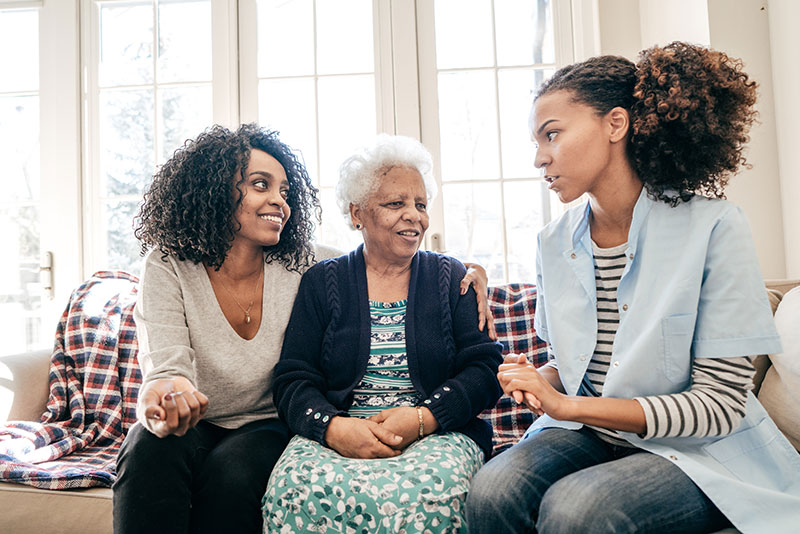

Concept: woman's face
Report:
left=352, top=166, right=429, bottom=265
left=233, top=148, right=292, bottom=248
left=530, top=90, right=615, bottom=203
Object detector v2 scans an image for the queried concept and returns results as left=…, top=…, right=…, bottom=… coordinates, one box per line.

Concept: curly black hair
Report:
left=536, top=42, right=758, bottom=205
left=134, top=123, right=320, bottom=271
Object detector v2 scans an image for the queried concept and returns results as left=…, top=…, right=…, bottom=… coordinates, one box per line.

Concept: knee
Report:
left=538, top=477, right=635, bottom=534
left=467, top=456, right=517, bottom=510
left=116, top=423, right=190, bottom=477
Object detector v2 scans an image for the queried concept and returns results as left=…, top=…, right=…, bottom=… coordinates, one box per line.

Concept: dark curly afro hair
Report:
left=536, top=41, right=757, bottom=205
left=134, top=123, right=320, bottom=271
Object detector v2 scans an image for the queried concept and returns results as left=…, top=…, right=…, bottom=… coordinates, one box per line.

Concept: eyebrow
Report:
left=535, top=118, right=558, bottom=136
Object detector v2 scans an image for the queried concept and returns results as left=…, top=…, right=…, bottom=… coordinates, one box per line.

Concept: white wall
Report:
left=596, top=0, right=788, bottom=278
left=767, top=0, right=800, bottom=278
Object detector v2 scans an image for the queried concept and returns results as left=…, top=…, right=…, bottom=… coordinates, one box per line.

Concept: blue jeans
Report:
left=113, top=418, right=288, bottom=534
left=466, top=427, right=731, bottom=534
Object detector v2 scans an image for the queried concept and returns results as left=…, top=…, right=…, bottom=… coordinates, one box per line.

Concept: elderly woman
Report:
left=262, top=134, right=503, bottom=533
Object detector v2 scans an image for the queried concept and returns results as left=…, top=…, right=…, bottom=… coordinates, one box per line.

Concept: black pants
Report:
left=113, top=418, right=289, bottom=534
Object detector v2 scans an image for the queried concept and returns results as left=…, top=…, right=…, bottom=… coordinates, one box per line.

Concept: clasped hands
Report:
left=324, top=406, right=437, bottom=459
left=139, top=376, right=209, bottom=438
left=498, top=353, right=568, bottom=419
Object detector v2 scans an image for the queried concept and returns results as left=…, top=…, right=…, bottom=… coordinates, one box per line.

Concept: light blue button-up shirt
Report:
left=527, top=188, right=800, bottom=533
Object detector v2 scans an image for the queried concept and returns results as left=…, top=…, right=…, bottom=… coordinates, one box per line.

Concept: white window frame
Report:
left=80, top=0, right=239, bottom=275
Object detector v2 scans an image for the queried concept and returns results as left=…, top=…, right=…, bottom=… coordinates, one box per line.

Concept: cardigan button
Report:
left=322, top=415, right=329, bottom=423
left=314, top=412, right=321, bottom=419
left=305, top=408, right=313, bottom=416
left=434, top=393, right=441, bottom=399
left=443, top=386, right=451, bottom=392
left=424, top=399, right=432, bottom=404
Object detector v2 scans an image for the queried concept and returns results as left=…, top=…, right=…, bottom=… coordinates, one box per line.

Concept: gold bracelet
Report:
left=416, top=406, right=425, bottom=440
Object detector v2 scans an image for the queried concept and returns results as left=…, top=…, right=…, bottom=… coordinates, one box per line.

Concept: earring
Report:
left=355, top=223, right=362, bottom=230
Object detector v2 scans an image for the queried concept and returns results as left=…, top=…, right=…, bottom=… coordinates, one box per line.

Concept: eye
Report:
left=387, top=201, right=403, bottom=208
left=416, top=202, right=427, bottom=211
left=280, top=188, right=290, bottom=199
left=252, top=179, right=268, bottom=190
left=546, top=131, right=558, bottom=142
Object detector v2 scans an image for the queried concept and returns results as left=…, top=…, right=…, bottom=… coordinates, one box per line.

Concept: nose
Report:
left=534, top=145, right=550, bottom=170
left=402, top=205, right=422, bottom=223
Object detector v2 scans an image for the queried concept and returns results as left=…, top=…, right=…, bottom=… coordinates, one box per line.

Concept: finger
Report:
left=460, top=275, right=474, bottom=295
left=143, top=404, right=166, bottom=422
left=511, top=390, right=523, bottom=403
left=370, top=410, right=389, bottom=424
left=370, top=422, right=403, bottom=447
left=171, top=392, right=193, bottom=435
left=194, top=390, right=210, bottom=417
left=162, top=393, right=180, bottom=432
left=184, top=391, right=203, bottom=428
left=486, top=309, right=497, bottom=341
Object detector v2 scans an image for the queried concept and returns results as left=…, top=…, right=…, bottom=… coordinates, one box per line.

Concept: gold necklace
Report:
left=215, top=266, right=263, bottom=324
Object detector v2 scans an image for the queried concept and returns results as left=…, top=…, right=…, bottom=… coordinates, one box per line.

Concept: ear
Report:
left=349, top=203, right=362, bottom=230
left=606, top=107, right=630, bottom=143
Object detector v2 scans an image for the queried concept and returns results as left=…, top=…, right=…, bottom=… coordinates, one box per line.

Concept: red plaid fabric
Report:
left=479, top=283, right=548, bottom=456
left=0, top=271, right=141, bottom=489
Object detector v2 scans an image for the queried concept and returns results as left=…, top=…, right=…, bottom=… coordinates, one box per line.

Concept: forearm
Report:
left=538, top=364, right=565, bottom=393
left=562, top=396, right=646, bottom=434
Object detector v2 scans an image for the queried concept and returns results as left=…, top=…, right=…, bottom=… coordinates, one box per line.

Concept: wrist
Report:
left=420, top=407, right=438, bottom=435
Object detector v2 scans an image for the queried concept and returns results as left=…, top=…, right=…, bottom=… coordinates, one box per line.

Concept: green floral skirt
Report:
left=262, top=433, right=483, bottom=533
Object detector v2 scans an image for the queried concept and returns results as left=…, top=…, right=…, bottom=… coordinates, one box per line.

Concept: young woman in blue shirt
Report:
left=466, top=42, right=800, bottom=533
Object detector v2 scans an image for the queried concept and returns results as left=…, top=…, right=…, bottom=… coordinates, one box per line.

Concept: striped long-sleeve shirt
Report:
left=547, top=241, right=754, bottom=444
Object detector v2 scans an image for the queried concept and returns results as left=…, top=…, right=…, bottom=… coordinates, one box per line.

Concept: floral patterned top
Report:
left=348, top=299, right=422, bottom=418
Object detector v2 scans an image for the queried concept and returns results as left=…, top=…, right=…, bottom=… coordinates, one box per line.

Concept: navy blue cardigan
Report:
left=273, top=245, right=503, bottom=458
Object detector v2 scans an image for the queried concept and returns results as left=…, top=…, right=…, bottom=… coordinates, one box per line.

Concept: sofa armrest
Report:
left=0, top=349, right=51, bottom=423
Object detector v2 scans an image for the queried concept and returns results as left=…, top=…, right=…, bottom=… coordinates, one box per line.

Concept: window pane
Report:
left=442, top=182, right=504, bottom=283
left=259, top=78, right=318, bottom=183
left=0, top=206, right=41, bottom=355
left=0, top=10, right=38, bottom=92
left=0, top=96, right=40, bottom=202
left=438, top=70, right=499, bottom=181
left=317, top=75, right=376, bottom=188
left=100, top=88, right=155, bottom=197
left=317, top=187, right=362, bottom=254
left=257, top=0, right=314, bottom=77
left=498, top=68, right=552, bottom=178
left=158, top=0, right=212, bottom=83
left=159, top=84, right=213, bottom=163
left=504, top=180, right=547, bottom=282
left=99, top=3, right=154, bottom=87
left=316, top=0, right=374, bottom=75
left=103, top=200, right=142, bottom=274
left=434, top=0, right=493, bottom=69
left=495, top=0, right=554, bottom=66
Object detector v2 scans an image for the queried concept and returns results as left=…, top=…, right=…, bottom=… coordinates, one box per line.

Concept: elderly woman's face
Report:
left=353, top=166, right=429, bottom=264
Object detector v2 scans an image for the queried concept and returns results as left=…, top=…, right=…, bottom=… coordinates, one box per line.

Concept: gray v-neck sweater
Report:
left=133, top=244, right=340, bottom=429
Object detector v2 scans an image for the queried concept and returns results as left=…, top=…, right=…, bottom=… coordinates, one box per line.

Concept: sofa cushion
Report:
left=759, top=286, right=800, bottom=450
left=480, top=283, right=549, bottom=456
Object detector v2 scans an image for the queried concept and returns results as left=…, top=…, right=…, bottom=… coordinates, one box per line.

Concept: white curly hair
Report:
left=335, top=134, right=438, bottom=229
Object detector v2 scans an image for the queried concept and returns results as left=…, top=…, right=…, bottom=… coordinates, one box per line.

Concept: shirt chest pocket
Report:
left=661, top=314, right=694, bottom=382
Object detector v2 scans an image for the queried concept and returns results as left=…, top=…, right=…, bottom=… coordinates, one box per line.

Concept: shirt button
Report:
left=579, top=354, right=587, bottom=361
left=570, top=252, right=577, bottom=259
left=629, top=253, right=634, bottom=260
left=613, top=361, right=620, bottom=367
left=322, top=415, right=329, bottom=423
left=305, top=408, right=313, bottom=416
left=443, top=386, right=451, bottom=392
left=313, top=412, right=321, bottom=419
left=669, top=455, right=678, bottom=461
left=622, top=304, right=628, bottom=311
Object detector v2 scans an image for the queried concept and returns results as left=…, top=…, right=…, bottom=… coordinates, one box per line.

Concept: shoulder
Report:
left=537, top=200, right=589, bottom=247
left=650, top=195, right=744, bottom=233
left=416, top=251, right=467, bottom=286
left=312, top=243, right=344, bottom=262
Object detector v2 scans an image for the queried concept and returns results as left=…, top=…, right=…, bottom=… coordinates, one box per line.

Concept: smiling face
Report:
left=530, top=90, right=618, bottom=204
left=351, top=166, right=429, bottom=267
left=233, top=148, right=292, bottom=249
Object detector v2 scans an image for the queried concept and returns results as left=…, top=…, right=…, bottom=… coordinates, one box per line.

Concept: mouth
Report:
left=544, top=175, right=559, bottom=189
left=258, top=213, right=283, bottom=226
left=397, top=229, right=420, bottom=238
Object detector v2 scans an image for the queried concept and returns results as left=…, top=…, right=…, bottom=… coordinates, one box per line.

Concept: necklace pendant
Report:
left=245, top=312, right=251, bottom=324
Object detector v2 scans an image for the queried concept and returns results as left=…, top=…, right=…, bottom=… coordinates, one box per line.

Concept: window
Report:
left=0, top=6, right=41, bottom=354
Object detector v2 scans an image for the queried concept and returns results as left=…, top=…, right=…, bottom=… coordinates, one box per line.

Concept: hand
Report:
left=324, top=416, right=403, bottom=459
left=369, top=406, right=427, bottom=450
left=138, top=377, right=209, bottom=438
left=497, top=354, right=565, bottom=417
left=462, top=262, right=498, bottom=340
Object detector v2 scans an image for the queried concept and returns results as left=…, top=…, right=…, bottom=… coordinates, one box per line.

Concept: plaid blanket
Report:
left=0, top=271, right=141, bottom=489
left=480, top=283, right=549, bottom=456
